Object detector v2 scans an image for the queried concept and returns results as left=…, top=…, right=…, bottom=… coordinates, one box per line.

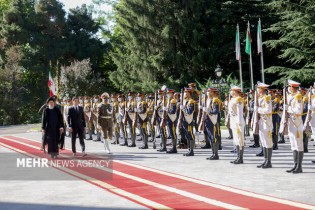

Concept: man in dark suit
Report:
left=67, top=97, right=87, bottom=157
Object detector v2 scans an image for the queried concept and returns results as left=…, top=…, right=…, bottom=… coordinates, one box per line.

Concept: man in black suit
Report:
left=67, top=97, right=87, bottom=157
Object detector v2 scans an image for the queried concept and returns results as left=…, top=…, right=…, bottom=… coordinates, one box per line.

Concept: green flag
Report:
left=245, top=23, right=252, bottom=55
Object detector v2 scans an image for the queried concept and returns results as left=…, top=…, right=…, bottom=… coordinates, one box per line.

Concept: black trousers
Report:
left=71, top=128, right=85, bottom=153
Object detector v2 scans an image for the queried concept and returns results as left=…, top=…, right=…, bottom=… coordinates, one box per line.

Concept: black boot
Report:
left=201, top=141, right=211, bottom=149
left=272, top=134, right=278, bottom=150
left=286, top=150, right=298, bottom=173
left=185, top=141, right=195, bottom=156
left=183, top=140, right=191, bottom=156
left=262, top=148, right=272, bottom=169
left=139, top=144, right=148, bottom=149
left=250, top=134, right=260, bottom=148
left=231, top=146, right=240, bottom=164
left=278, top=134, right=285, bottom=144
left=256, top=147, right=264, bottom=156
left=257, top=147, right=267, bottom=168
left=234, top=146, right=244, bottom=164
left=293, top=151, right=303, bottom=174
left=167, top=138, right=177, bottom=153
left=303, top=133, right=308, bottom=153
left=210, top=142, right=219, bottom=160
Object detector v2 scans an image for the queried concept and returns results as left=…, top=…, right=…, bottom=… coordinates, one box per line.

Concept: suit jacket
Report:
left=67, top=106, right=86, bottom=130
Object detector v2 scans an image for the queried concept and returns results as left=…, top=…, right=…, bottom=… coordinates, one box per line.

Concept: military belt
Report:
left=100, top=116, right=112, bottom=119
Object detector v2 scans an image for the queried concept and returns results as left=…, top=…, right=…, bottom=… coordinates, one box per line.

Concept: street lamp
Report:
left=215, top=65, right=223, bottom=78
left=212, top=65, right=227, bottom=99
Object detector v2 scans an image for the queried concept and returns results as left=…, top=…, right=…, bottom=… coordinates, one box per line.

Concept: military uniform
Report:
left=255, top=82, right=273, bottom=168
left=204, top=88, right=220, bottom=160
left=180, top=88, right=195, bottom=156
left=214, top=91, right=223, bottom=150
left=300, top=88, right=308, bottom=152
left=118, top=96, right=128, bottom=146
left=284, top=80, right=304, bottom=173
left=111, top=94, right=120, bottom=144
left=189, top=83, right=200, bottom=133
left=126, top=93, right=137, bottom=147
left=98, top=92, right=114, bottom=153
left=92, top=96, right=101, bottom=141
left=229, top=85, right=245, bottom=164
left=83, top=96, right=93, bottom=140
left=146, top=95, right=155, bottom=142
left=165, top=89, right=178, bottom=153
left=272, top=94, right=280, bottom=150
left=135, top=94, right=149, bottom=149
left=156, top=90, right=167, bottom=152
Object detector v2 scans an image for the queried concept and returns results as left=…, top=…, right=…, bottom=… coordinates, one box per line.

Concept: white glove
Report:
left=180, top=105, right=184, bottom=110
left=163, top=107, right=168, bottom=111
left=310, top=105, right=315, bottom=111
left=283, top=104, right=287, bottom=110
left=203, top=106, right=207, bottom=111
left=154, top=105, right=158, bottom=110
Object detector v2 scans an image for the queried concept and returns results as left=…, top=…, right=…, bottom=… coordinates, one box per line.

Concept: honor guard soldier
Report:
left=92, top=95, right=101, bottom=141
left=135, top=93, right=149, bottom=149
left=299, top=87, right=309, bottom=152
left=83, top=96, right=93, bottom=140
left=203, top=87, right=220, bottom=160
left=126, top=92, right=137, bottom=147
left=79, top=96, right=84, bottom=107
left=188, top=83, right=200, bottom=133
left=179, top=88, right=195, bottom=156
left=98, top=92, right=113, bottom=153
left=269, top=90, right=280, bottom=150
left=223, top=93, right=233, bottom=139
left=164, top=89, right=178, bottom=153
left=254, top=82, right=273, bottom=168
left=283, top=80, right=304, bottom=173
left=155, top=90, right=167, bottom=152
left=111, top=94, right=120, bottom=145
left=278, top=91, right=286, bottom=144
left=146, top=94, right=156, bottom=143
left=229, top=85, right=245, bottom=164
left=213, top=89, right=223, bottom=150
left=118, top=94, right=128, bottom=146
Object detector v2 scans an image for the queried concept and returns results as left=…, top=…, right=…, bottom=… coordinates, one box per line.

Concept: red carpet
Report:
left=0, top=135, right=313, bottom=210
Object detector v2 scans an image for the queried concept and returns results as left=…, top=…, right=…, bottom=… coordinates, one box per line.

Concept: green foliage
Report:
left=265, top=0, right=315, bottom=85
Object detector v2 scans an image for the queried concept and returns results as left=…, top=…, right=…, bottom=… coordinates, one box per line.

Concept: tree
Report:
left=265, top=0, right=315, bottom=85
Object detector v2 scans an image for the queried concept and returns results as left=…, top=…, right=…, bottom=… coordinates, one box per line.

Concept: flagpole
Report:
left=237, top=24, right=243, bottom=92
left=259, top=19, right=265, bottom=83
left=248, top=22, right=254, bottom=90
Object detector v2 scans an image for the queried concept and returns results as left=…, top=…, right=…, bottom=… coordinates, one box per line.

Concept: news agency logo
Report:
left=16, top=158, right=112, bottom=168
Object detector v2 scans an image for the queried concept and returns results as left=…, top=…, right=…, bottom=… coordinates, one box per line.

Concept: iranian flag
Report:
left=245, top=22, right=252, bottom=55
left=257, top=18, right=263, bottom=54
left=48, top=70, right=56, bottom=97
left=235, top=24, right=241, bottom=61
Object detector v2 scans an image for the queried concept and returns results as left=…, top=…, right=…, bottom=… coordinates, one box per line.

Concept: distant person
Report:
left=67, top=97, right=87, bottom=157
left=41, top=97, right=64, bottom=158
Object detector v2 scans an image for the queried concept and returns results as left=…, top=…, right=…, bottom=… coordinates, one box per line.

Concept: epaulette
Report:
left=303, top=96, right=308, bottom=103
left=312, top=95, right=315, bottom=99
left=264, top=95, right=271, bottom=102
left=142, top=101, right=147, bottom=106
left=294, top=93, right=302, bottom=101
left=171, top=99, right=177, bottom=104
left=188, top=99, right=195, bottom=104
left=236, top=97, right=242, bottom=103
left=274, top=98, right=280, bottom=103
left=212, top=98, right=220, bottom=104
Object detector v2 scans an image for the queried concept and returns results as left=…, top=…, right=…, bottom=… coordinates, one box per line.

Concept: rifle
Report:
left=225, top=93, right=231, bottom=128
left=123, top=95, right=129, bottom=125
left=252, top=86, right=260, bottom=135
left=198, top=90, right=207, bottom=131
left=160, top=94, right=168, bottom=128
left=246, top=93, right=250, bottom=126
left=177, top=89, right=184, bottom=128
left=197, top=89, right=204, bottom=127
left=279, top=83, right=289, bottom=135
left=304, top=86, right=313, bottom=134
left=151, top=91, right=158, bottom=125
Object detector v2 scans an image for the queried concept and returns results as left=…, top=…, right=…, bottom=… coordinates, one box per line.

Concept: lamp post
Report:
left=212, top=65, right=227, bottom=99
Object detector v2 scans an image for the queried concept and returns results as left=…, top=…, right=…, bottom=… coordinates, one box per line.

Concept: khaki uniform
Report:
left=84, top=102, right=93, bottom=139
left=97, top=103, right=113, bottom=140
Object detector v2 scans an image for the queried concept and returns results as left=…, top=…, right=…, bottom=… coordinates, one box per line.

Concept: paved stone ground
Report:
left=0, top=124, right=315, bottom=209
